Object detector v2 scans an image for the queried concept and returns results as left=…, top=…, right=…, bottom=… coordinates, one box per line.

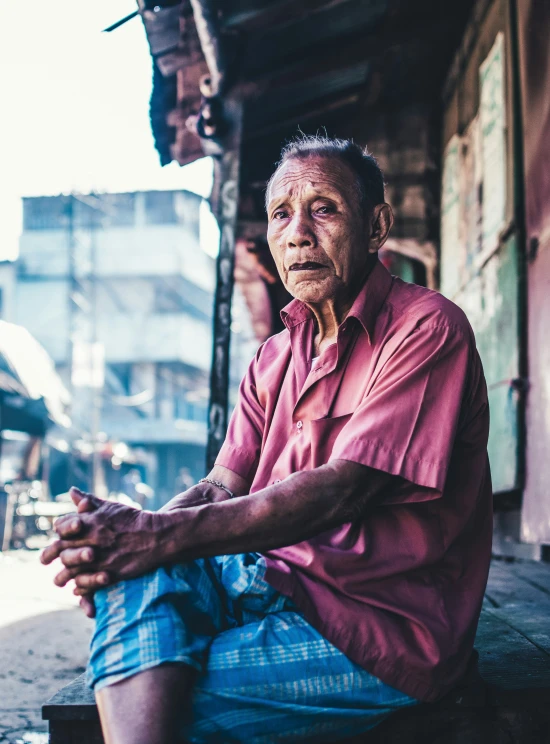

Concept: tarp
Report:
left=0, top=321, right=71, bottom=430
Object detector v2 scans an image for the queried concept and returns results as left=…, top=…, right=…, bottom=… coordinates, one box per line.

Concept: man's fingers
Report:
left=55, top=565, right=108, bottom=589
left=40, top=539, right=65, bottom=565
left=79, top=595, right=96, bottom=618
left=77, top=498, right=95, bottom=514
left=54, top=566, right=79, bottom=587
left=74, top=572, right=110, bottom=590
left=73, top=585, right=97, bottom=598
left=69, top=486, right=92, bottom=505
left=55, top=516, right=84, bottom=539
left=60, top=547, right=95, bottom=568
left=41, top=537, right=93, bottom=565
left=70, top=487, right=102, bottom=512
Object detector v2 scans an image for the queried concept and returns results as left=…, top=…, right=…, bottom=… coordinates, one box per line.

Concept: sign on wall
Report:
left=440, top=134, right=461, bottom=297
left=441, top=33, right=507, bottom=297
left=460, top=115, right=483, bottom=274
left=479, top=32, right=507, bottom=260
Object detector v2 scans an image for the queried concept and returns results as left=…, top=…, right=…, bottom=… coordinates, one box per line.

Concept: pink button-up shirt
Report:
left=216, top=260, right=492, bottom=702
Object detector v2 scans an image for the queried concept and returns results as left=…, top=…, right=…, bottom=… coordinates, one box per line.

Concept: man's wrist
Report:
left=154, top=504, right=204, bottom=564
left=159, top=483, right=230, bottom=513
left=153, top=487, right=231, bottom=563
left=201, top=482, right=233, bottom=503
left=152, top=509, right=182, bottom=564
left=199, top=478, right=236, bottom=500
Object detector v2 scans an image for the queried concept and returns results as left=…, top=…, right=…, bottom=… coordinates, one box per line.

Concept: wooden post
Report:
left=206, top=100, right=242, bottom=471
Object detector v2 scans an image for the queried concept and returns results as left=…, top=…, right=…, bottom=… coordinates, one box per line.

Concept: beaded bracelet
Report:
left=198, top=477, right=236, bottom=500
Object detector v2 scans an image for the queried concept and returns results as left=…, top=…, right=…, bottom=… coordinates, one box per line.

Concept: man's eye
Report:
left=315, top=205, right=332, bottom=214
left=273, top=210, right=288, bottom=219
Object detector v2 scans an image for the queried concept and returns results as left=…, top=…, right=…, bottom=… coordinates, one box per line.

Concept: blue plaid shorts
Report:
left=88, top=553, right=418, bottom=743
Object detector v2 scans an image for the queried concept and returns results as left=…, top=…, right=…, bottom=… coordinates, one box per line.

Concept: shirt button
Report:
left=296, top=420, right=303, bottom=430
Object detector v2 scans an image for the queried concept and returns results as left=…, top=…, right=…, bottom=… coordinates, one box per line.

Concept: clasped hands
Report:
left=41, top=487, right=171, bottom=618
left=42, top=476, right=238, bottom=617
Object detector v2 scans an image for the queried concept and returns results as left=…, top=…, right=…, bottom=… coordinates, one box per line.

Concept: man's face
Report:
left=266, top=155, right=374, bottom=306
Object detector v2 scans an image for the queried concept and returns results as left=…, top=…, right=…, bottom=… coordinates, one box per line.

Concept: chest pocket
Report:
left=310, top=413, right=353, bottom=468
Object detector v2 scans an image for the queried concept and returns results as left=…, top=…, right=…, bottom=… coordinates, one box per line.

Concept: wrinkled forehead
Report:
left=266, top=155, right=359, bottom=208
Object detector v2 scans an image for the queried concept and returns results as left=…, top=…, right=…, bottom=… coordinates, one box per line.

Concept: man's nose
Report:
left=286, top=212, right=315, bottom=248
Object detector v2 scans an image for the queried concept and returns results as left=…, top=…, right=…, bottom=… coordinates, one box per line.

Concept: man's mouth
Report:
left=289, top=261, right=328, bottom=272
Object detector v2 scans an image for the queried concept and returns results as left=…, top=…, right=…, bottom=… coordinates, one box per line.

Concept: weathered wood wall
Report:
left=516, top=0, right=550, bottom=545
left=440, top=0, right=525, bottom=495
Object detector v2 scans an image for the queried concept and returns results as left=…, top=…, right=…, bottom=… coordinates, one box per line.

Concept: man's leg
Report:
left=183, top=611, right=419, bottom=744
left=87, top=559, right=228, bottom=744
left=174, top=554, right=419, bottom=743
left=96, top=664, right=191, bottom=744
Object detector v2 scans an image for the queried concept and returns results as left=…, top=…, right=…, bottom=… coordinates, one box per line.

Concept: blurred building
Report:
left=16, top=189, right=215, bottom=505
left=0, top=318, right=71, bottom=549
left=0, top=260, right=15, bottom=322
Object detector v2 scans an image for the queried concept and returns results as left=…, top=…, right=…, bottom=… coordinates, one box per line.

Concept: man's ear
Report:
left=367, top=204, right=394, bottom=253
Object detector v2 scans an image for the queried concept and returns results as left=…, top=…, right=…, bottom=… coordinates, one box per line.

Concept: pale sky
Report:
left=0, top=0, right=214, bottom=260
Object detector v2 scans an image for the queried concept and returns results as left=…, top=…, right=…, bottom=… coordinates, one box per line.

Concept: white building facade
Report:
left=17, top=190, right=216, bottom=505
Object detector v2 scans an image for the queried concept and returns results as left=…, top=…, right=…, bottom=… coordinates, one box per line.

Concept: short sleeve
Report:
left=331, top=322, right=472, bottom=494
left=214, top=348, right=265, bottom=482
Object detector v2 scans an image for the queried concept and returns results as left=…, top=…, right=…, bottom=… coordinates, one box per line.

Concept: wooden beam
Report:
left=248, top=15, right=458, bottom=91
left=244, top=93, right=360, bottom=141
left=221, top=0, right=349, bottom=33
left=240, top=0, right=388, bottom=77
left=206, top=99, right=243, bottom=471
left=189, top=0, right=226, bottom=95
left=155, top=48, right=188, bottom=77
left=383, top=238, right=438, bottom=289
left=246, top=60, right=369, bottom=131
left=237, top=220, right=267, bottom=239
left=139, top=3, right=182, bottom=57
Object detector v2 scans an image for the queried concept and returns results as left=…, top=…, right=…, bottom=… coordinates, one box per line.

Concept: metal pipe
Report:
left=102, top=10, right=139, bottom=33
left=188, top=0, right=226, bottom=95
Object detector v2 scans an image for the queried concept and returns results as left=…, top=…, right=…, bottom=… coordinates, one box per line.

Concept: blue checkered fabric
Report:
left=88, top=553, right=418, bottom=743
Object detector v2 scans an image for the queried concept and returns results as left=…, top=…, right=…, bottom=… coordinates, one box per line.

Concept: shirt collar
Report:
left=280, top=259, right=393, bottom=342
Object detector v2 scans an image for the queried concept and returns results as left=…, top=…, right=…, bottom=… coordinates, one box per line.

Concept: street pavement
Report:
left=0, top=549, right=92, bottom=743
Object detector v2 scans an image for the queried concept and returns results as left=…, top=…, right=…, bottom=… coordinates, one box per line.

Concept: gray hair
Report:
left=265, top=134, right=385, bottom=214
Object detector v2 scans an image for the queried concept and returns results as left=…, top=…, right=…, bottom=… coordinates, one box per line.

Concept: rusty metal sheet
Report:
left=516, top=0, right=550, bottom=543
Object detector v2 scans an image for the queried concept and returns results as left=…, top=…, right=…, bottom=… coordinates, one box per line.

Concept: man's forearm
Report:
left=160, top=459, right=390, bottom=563
left=159, top=465, right=251, bottom=512
left=42, top=461, right=390, bottom=592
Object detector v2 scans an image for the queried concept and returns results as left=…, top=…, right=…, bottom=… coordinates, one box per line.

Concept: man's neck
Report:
left=307, top=258, right=376, bottom=353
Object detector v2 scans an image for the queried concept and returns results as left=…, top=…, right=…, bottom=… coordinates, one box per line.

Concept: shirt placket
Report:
left=292, top=320, right=358, bottom=425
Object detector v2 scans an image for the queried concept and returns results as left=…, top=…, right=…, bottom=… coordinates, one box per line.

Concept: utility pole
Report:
left=67, top=192, right=106, bottom=495
left=89, top=196, right=104, bottom=497
left=66, top=194, right=76, bottom=492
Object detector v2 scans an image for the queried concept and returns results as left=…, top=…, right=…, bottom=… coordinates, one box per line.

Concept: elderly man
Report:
left=42, top=135, right=492, bottom=744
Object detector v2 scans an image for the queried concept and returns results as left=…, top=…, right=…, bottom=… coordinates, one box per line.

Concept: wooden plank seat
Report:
left=42, top=560, right=550, bottom=743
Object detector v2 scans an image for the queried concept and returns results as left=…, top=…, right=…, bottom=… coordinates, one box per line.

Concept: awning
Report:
left=0, top=321, right=71, bottom=432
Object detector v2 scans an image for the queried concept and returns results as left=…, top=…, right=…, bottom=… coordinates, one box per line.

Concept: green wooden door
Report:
left=451, top=235, right=522, bottom=492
